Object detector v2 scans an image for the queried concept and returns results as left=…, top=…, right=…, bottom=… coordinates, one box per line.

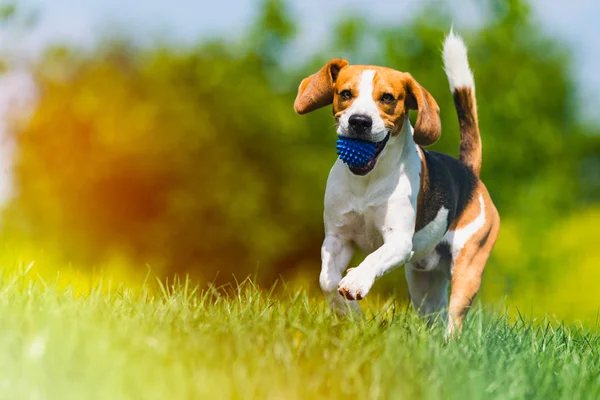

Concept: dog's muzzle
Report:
left=348, top=114, right=373, bottom=136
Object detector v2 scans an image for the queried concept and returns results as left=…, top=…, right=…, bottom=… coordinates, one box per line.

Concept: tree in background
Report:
left=3, top=0, right=599, bottom=319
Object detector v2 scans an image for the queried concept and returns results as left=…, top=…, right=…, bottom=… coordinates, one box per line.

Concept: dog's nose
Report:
left=348, top=114, right=372, bottom=133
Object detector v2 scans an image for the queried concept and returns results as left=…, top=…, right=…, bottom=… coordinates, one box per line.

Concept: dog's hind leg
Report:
left=446, top=190, right=500, bottom=336
left=320, top=235, right=361, bottom=315
left=405, top=263, right=449, bottom=325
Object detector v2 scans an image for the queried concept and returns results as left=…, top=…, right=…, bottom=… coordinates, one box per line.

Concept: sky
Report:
left=0, top=0, right=597, bottom=202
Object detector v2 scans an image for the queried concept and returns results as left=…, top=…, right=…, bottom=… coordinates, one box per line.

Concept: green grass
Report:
left=1, top=267, right=599, bottom=400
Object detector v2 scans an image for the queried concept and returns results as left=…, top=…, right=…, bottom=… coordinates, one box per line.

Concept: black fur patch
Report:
left=436, top=241, right=452, bottom=262
left=415, top=150, right=478, bottom=232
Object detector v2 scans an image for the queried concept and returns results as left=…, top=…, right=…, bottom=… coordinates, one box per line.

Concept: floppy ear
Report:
left=293, top=58, right=349, bottom=115
left=405, top=74, right=441, bottom=146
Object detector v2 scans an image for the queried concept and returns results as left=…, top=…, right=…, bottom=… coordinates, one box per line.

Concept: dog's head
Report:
left=294, top=59, right=441, bottom=175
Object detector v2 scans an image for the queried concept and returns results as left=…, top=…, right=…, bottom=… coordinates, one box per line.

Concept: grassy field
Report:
left=1, top=266, right=599, bottom=400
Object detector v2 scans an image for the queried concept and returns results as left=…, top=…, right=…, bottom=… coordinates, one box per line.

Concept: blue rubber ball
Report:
left=336, top=136, right=377, bottom=167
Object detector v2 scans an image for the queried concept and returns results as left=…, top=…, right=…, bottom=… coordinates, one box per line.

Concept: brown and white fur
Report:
left=293, top=31, right=499, bottom=335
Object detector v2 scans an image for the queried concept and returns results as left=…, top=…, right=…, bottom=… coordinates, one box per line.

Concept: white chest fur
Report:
left=324, top=122, right=432, bottom=258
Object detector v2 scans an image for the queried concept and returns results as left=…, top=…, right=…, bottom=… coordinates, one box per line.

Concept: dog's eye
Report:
left=340, top=90, right=353, bottom=100
left=380, top=93, right=395, bottom=104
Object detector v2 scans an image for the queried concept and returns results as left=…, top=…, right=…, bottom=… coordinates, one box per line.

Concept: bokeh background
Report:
left=0, top=0, right=597, bottom=321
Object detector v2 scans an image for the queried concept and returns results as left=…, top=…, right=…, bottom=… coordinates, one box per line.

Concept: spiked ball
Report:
left=336, top=136, right=378, bottom=167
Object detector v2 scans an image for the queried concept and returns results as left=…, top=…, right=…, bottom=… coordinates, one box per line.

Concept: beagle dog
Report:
left=293, top=32, right=499, bottom=334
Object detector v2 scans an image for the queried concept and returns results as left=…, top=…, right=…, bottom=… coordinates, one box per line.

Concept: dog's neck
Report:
left=380, top=117, right=418, bottom=171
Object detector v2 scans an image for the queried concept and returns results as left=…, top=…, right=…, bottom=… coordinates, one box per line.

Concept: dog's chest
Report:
left=324, top=160, right=418, bottom=254
left=336, top=209, right=385, bottom=254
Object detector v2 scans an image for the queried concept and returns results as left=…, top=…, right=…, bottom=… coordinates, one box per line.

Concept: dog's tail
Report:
left=442, top=30, right=482, bottom=177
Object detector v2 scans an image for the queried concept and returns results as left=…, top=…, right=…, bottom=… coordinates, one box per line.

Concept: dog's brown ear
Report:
left=294, top=58, right=349, bottom=115
left=405, top=74, right=441, bottom=146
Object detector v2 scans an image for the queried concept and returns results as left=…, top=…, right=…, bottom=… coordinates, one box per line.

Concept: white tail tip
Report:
left=442, top=30, right=474, bottom=93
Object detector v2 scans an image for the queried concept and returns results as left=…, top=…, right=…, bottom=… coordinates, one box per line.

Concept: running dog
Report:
left=293, top=31, right=500, bottom=334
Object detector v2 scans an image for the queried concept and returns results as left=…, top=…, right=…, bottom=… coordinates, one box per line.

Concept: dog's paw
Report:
left=338, top=267, right=374, bottom=301
left=327, top=294, right=362, bottom=317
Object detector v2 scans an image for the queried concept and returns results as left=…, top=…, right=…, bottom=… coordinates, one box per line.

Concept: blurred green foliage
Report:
left=2, top=0, right=599, bottom=319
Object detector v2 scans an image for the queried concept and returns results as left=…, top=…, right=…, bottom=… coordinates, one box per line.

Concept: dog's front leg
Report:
left=338, top=235, right=413, bottom=301
left=320, top=235, right=361, bottom=315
